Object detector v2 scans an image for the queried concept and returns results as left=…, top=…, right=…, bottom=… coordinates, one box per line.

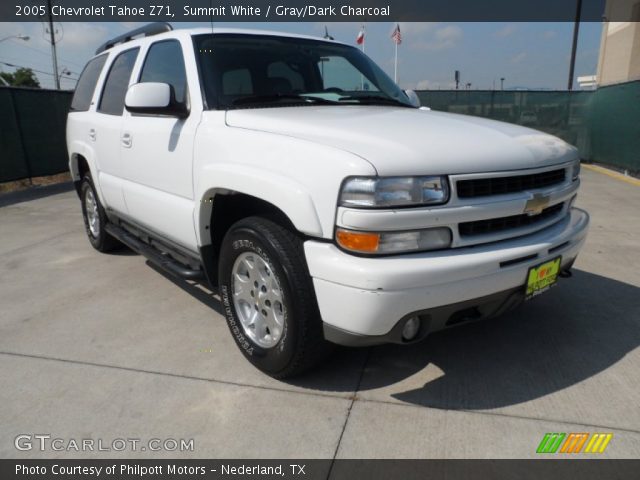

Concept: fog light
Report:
left=402, top=316, right=420, bottom=341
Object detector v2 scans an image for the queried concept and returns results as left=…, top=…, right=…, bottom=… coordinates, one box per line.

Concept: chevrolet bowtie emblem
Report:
left=524, top=193, right=550, bottom=216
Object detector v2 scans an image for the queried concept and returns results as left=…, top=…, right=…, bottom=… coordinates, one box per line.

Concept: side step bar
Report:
left=104, top=223, right=204, bottom=280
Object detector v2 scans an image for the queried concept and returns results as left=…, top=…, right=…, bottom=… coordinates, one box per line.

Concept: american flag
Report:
left=391, top=24, right=402, bottom=45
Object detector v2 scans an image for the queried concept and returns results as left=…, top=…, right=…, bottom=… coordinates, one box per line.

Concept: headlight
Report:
left=340, top=176, right=449, bottom=208
left=571, top=160, right=581, bottom=181
left=336, top=227, right=452, bottom=254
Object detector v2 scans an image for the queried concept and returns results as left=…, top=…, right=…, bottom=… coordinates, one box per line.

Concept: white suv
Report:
left=67, top=23, right=589, bottom=377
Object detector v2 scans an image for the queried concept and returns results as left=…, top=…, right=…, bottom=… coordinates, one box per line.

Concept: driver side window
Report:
left=139, top=40, right=188, bottom=105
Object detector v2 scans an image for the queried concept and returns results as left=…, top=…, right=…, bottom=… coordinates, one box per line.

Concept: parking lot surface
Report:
left=1, top=167, right=639, bottom=459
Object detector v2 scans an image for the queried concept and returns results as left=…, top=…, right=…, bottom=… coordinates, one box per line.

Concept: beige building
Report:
left=596, top=1, right=640, bottom=86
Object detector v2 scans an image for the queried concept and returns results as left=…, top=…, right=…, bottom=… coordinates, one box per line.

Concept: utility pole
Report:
left=46, top=0, right=60, bottom=90
left=567, top=0, right=583, bottom=91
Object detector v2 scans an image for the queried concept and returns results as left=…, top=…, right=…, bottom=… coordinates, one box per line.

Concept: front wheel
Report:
left=218, top=216, right=331, bottom=378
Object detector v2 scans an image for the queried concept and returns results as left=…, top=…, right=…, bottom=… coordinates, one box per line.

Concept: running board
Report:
left=104, top=223, right=204, bottom=280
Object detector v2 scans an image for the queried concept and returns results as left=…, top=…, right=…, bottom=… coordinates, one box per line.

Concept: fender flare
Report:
left=195, top=163, right=324, bottom=244
left=68, top=141, right=106, bottom=201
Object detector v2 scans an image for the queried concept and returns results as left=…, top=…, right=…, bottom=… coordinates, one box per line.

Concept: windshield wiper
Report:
left=338, top=95, right=411, bottom=107
left=232, top=94, right=338, bottom=106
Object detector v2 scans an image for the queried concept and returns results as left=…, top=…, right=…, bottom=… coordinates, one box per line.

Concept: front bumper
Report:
left=304, top=208, right=589, bottom=345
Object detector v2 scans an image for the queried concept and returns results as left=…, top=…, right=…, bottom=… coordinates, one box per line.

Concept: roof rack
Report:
left=95, top=22, right=173, bottom=55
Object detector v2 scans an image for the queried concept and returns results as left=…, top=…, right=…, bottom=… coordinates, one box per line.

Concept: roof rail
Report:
left=95, top=22, right=173, bottom=55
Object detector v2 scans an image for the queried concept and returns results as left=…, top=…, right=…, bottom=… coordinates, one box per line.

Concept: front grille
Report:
left=457, top=169, right=566, bottom=198
left=459, top=203, right=564, bottom=237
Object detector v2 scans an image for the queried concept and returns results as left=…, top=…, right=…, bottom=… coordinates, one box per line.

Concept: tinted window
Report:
left=194, top=34, right=411, bottom=110
left=70, top=54, right=107, bottom=111
left=139, top=40, right=188, bottom=104
left=222, top=69, right=252, bottom=95
left=320, top=56, right=379, bottom=92
left=267, top=61, right=304, bottom=92
left=98, top=48, right=139, bottom=116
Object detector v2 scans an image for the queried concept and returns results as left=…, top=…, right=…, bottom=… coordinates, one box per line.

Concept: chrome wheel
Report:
left=231, top=251, right=285, bottom=348
left=84, top=189, right=100, bottom=238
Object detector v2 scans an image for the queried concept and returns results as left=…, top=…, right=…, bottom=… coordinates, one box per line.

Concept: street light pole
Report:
left=0, top=34, right=30, bottom=44
left=500, top=77, right=505, bottom=90
left=58, top=67, right=71, bottom=85
left=0, top=35, right=30, bottom=85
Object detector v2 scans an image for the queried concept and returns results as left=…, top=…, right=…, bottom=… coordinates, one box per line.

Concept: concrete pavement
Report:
left=0, top=168, right=639, bottom=459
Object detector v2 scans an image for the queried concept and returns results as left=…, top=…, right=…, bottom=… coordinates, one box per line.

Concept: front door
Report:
left=120, top=39, right=200, bottom=251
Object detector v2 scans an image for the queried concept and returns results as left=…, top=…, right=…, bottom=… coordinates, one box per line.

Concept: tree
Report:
left=0, top=68, right=40, bottom=88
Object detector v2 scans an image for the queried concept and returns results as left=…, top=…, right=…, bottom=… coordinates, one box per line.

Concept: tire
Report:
left=218, top=216, right=332, bottom=378
left=80, top=174, right=121, bottom=252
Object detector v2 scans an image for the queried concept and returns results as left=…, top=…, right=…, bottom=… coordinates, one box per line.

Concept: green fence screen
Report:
left=417, top=81, right=640, bottom=173
left=1, top=81, right=638, bottom=183
left=587, top=81, right=640, bottom=173
left=0, top=87, right=72, bottom=183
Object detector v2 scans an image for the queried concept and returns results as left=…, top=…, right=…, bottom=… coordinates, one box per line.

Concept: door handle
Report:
left=121, top=132, right=132, bottom=148
left=88, top=129, right=96, bottom=141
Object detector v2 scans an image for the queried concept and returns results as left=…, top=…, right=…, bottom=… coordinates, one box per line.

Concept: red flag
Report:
left=356, top=28, right=365, bottom=45
left=391, top=24, right=402, bottom=45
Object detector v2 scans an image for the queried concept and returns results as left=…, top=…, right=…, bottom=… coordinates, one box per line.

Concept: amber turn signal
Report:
left=336, top=229, right=380, bottom=253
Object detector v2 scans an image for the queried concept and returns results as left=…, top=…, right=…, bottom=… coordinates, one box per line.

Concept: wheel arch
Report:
left=198, top=189, right=316, bottom=287
left=69, top=153, right=91, bottom=196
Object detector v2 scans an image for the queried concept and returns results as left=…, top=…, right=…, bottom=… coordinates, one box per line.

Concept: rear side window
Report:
left=139, top=40, right=188, bottom=104
left=70, top=54, right=107, bottom=112
left=98, top=48, right=139, bottom=116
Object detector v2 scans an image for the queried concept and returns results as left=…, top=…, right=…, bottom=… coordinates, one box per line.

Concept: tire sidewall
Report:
left=219, top=224, right=299, bottom=374
left=80, top=176, right=106, bottom=250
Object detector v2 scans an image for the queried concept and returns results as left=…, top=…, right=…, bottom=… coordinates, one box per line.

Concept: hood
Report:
left=225, top=106, right=577, bottom=176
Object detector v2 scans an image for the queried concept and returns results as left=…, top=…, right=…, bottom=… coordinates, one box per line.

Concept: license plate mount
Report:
left=525, top=256, right=562, bottom=300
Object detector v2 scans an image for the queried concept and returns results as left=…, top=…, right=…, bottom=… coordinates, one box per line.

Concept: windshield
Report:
left=193, top=34, right=414, bottom=109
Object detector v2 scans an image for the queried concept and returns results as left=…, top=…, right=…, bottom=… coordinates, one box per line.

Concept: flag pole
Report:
left=360, top=24, right=365, bottom=90
left=394, top=40, right=398, bottom=83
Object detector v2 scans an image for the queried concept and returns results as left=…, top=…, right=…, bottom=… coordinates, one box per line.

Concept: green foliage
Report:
left=0, top=68, right=41, bottom=88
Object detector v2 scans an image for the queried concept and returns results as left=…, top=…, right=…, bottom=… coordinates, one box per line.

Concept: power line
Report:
left=0, top=60, right=78, bottom=78
left=6, top=38, right=85, bottom=69
left=0, top=54, right=69, bottom=75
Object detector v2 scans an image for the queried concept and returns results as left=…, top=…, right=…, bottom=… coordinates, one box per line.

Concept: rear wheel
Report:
left=218, top=216, right=331, bottom=378
left=80, top=174, right=121, bottom=252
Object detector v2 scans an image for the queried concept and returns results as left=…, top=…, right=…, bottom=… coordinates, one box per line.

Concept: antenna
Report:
left=210, top=0, right=214, bottom=33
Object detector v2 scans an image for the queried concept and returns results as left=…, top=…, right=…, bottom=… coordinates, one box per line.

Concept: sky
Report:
left=0, top=21, right=603, bottom=90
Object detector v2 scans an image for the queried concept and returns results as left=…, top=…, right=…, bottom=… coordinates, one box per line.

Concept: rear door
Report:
left=67, top=53, right=108, bottom=187
left=120, top=38, right=200, bottom=251
left=93, top=47, right=140, bottom=214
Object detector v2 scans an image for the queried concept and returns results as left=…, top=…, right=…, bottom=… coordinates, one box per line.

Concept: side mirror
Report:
left=125, top=82, right=188, bottom=118
left=404, top=89, right=421, bottom=108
